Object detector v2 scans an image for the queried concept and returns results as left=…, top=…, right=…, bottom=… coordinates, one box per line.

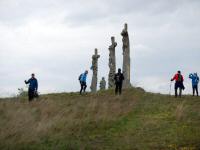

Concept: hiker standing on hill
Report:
left=189, top=73, right=199, bottom=96
left=171, top=71, right=185, bottom=98
left=114, top=68, right=124, bottom=95
left=25, top=73, right=38, bottom=101
left=79, top=70, right=88, bottom=94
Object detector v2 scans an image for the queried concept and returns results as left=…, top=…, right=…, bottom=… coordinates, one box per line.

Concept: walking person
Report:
left=79, top=70, right=88, bottom=94
left=189, top=73, right=199, bottom=96
left=114, top=68, right=124, bottom=95
left=171, top=71, right=185, bottom=98
left=25, top=73, right=38, bottom=102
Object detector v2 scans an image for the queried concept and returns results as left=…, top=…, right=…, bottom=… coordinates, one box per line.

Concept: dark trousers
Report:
left=175, top=82, right=183, bottom=97
left=175, top=87, right=182, bottom=97
left=28, top=89, right=35, bottom=101
left=80, top=82, right=87, bottom=94
left=115, top=82, right=122, bottom=95
left=193, top=85, right=198, bottom=96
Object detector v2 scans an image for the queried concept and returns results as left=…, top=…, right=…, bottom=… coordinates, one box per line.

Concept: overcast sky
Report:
left=0, top=0, right=200, bottom=97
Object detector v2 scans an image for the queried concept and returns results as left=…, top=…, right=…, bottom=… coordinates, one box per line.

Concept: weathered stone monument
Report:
left=108, top=36, right=117, bottom=89
left=90, top=48, right=100, bottom=92
left=121, top=23, right=131, bottom=88
left=99, top=77, right=106, bottom=90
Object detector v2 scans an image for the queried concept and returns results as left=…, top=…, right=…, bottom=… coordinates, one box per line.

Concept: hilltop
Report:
left=0, top=88, right=200, bottom=150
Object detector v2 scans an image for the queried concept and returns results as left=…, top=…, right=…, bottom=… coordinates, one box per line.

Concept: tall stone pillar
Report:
left=121, top=23, right=131, bottom=88
left=108, top=36, right=117, bottom=89
left=90, top=48, right=100, bottom=92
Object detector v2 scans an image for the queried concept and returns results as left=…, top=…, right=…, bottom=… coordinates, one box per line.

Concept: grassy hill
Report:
left=0, top=88, right=200, bottom=150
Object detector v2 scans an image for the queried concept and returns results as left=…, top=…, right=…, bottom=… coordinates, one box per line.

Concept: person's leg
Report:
left=175, top=88, right=177, bottom=97
left=175, top=83, right=178, bottom=97
left=192, top=86, right=195, bottom=96
left=197, top=86, right=199, bottom=96
left=28, top=90, right=31, bottom=101
left=117, top=83, right=120, bottom=95
left=83, top=82, right=87, bottom=93
left=80, top=82, right=83, bottom=94
left=194, top=85, right=198, bottom=96
left=28, top=90, right=34, bottom=101
left=115, top=84, right=119, bottom=95
left=119, top=83, right=122, bottom=95
left=179, top=87, right=182, bottom=97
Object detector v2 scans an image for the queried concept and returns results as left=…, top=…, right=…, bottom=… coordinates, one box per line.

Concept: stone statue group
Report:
left=79, top=23, right=132, bottom=95
left=24, top=23, right=132, bottom=101
left=24, top=23, right=199, bottom=101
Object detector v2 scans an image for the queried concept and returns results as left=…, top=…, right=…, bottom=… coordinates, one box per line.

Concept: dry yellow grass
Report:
left=0, top=88, right=200, bottom=150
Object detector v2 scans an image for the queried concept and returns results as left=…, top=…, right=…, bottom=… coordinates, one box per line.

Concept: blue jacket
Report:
left=189, top=74, right=199, bottom=86
left=25, top=78, right=38, bottom=91
left=80, top=73, right=87, bottom=82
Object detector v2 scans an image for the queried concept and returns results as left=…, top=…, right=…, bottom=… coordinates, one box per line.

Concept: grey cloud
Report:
left=0, top=0, right=200, bottom=97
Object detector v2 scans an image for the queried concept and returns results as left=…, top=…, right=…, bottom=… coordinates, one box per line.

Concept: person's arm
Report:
left=25, top=79, right=30, bottom=84
left=189, top=74, right=193, bottom=79
left=114, top=74, right=116, bottom=81
left=121, top=74, right=124, bottom=80
left=182, top=75, right=184, bottom=82
left=171, top=75, right=176, bottom=81
left=35, top=79, right=38, bottom=91
left=84, top=74, right=87, bottom=82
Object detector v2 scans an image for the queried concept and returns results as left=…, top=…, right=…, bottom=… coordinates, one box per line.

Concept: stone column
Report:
left=121, top=23, right=131, bottom=88
left=90, top=48, right=100, bottom=92
left=108, top=36, right=117, bottom=89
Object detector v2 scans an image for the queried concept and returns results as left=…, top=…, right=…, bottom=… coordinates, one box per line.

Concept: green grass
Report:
left=0, top=88, right=200, bottom=150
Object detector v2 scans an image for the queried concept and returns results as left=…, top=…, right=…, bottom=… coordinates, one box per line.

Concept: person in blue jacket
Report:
left=189, top=73, right=199, bottom=96
left=25, top=73, right=38, bottom=101
left=79, top=70, right=88, bottom=94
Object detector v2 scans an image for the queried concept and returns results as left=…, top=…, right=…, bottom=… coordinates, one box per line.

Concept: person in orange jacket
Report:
left=171, top=71, right=185, bottom=97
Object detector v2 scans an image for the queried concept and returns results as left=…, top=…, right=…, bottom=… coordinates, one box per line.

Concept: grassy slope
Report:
left=0, top=88, right=200, bottom=150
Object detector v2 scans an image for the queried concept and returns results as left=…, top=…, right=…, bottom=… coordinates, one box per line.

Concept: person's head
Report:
left=85, top=70, right=88, bottom=74
left=111, top=36, right=115, bottom=43
left=95, top=48, right=98, bottom=55
left=194, top=72, right=197, bottom=76
left=31, top=73, right=35, bottom=78
left=177, top=71, right=181, bottom=74
left=118, top=68, right=121, bottom=73
left=124, top=23, right=128, bottom=30
left=102, top=77, right=105, bottom=80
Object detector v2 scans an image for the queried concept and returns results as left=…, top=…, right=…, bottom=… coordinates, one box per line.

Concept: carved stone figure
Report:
left=121, top=23, right=131, bottom=88
left=99, top=77, right=106, bottom=90
left=108, top=36, right=117, bottom=89
left=90, top=48, right=100, bottom=92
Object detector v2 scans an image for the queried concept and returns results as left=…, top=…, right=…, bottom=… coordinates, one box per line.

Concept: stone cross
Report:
left=121, top=23, right=131, bottom=88
left=90, top=48, right=100, bottom=92
left=108, top=36, right=117, bottom=89
left=99, top=77, right=106, bottom=90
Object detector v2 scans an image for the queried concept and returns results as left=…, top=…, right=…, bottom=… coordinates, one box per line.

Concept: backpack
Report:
left=115, top=74, right=121, bottom=82
left=195, top=76, right=199, bottom=84
left=177, top=74, right=182, bottom=82
left=78, top=74, right=82, bottom=81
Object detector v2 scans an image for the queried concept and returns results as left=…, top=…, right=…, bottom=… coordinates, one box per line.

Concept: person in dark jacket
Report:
left=25, top=73, right=38, bottom=101
left=171, top=71, right=184, bottom=97
left=79, top=70, right=88, bottom=94
left=114, top=68, right=124, bottom=95
left=189, top=73, right=199, bottom=96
